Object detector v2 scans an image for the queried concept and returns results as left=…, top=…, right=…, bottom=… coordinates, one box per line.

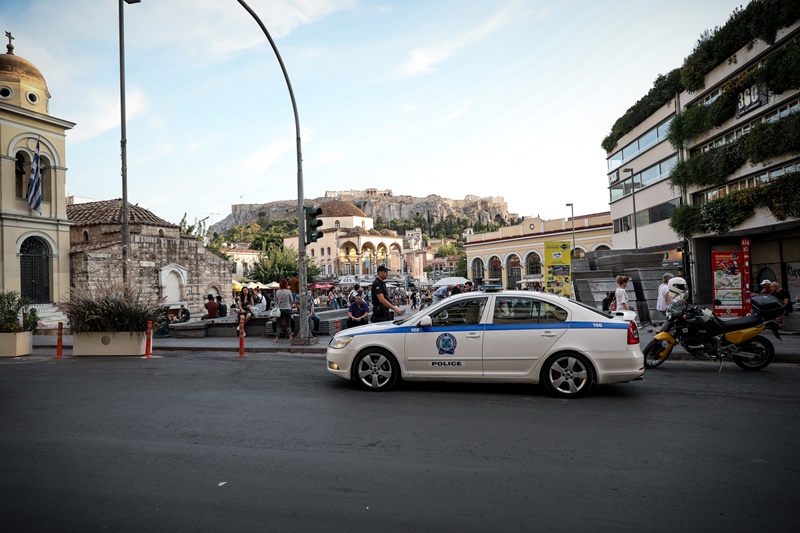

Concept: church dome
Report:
left=318, top=200, right=367, bottom=218
left=0, top=49, right=47, bottom=88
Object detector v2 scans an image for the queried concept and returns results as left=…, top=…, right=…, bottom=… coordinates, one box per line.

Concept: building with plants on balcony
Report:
left=603, top=0, right=800, bottom=307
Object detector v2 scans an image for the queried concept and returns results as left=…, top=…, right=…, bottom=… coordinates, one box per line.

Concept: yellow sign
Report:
left=544, top=241, right=572, bottom=297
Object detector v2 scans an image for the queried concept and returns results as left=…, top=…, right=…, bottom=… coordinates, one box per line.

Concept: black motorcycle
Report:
left=643, top=294, right=784, bottom=371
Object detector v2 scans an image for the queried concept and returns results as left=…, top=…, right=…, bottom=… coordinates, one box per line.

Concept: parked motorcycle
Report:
left=643, top=292, right=784, bottom=371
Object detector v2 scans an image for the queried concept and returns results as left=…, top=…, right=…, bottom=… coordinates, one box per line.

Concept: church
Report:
left=0, top=34, right=73, bottom=308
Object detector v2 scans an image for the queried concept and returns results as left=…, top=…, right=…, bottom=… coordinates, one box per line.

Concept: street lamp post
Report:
left=238, top=0, right=314, bottom=343
left=565, top=203, right=576, bottom=259
left=623, top=168, right=639, bottom=251
left=119, top=0, right=140, bottom=284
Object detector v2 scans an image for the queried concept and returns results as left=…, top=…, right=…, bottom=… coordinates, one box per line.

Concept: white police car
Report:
left=326, top=290, right=644, bottom=397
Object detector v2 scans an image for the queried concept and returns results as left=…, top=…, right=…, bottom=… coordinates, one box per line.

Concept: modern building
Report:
left=605, top=6, right=800, bottom=306
left=283, top=200, right=405, bottom=277
left=0, top=38, right=74, bottom=307
left=464, top=213, right=612, bottom=289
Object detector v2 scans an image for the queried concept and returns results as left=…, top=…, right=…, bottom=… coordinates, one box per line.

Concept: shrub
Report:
left=62, top=283, right=165, bottom=333
left=0, top=291, right=36, bottom=333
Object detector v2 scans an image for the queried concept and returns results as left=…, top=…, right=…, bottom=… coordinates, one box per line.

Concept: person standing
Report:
left=347, top=293, right=370, bottom=328
left=615, top=275, right=632, bottom=311
left=410, top=291, right=418, bottom=310
left=464, top=281, right=473, bottom=292
left=656, top=273, right=673, bottom=318
left=370, top=265, right=403, bottom=323
left=601, top=291, right=613, bottom=312
left=203, top=294, right=219, bottom=319
left=272, top=279, right=295, bottom=342
left=433, top=284, right=450, bottom=303
left=289, top=273, right=300, bottom=304
left=759, top=279, right=772, bottom=294
left=770, top=281, right=791, bottom=328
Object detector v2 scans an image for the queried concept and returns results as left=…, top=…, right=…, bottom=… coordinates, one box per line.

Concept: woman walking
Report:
left=272, top=279, right=295, bottom=342
left=615, top=275, right=632, bottom=311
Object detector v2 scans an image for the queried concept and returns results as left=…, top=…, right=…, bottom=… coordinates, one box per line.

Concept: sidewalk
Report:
left=31, top=326, right=800, bottom=363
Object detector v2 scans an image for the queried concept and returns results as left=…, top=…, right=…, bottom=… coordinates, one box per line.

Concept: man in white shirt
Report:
left=656, top=273, right=673, bottom=318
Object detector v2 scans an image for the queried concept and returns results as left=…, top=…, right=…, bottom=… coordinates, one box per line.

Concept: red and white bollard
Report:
left=55, top=321, right=63, bottom=359
left=238, top=314, right=245, bottom=358
left=334, top=319, right=340, bottom=335
left=144, top=320, right=153, bottom=358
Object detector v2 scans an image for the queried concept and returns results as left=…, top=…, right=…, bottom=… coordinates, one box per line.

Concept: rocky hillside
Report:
left=212, top=194, right=515, bottom=236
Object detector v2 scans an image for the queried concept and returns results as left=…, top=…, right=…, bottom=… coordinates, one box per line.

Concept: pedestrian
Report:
left=433, top=284, right=449, bottom=303
left=215, top=295, right=227, bottom=317
left=615, top=275, right=632, bottom=311
left=236, top=287, right=255, bottom=336
left=760, top=279, right=772, bottom=294
left=203, top=294, right=219, bottom=319
left=370, top=265, right=404, bottom=323
left=464, top=281, right=473, bottom=292
left=347, top=293, right=370, bottom=328
left=601, top=291, right=613, bottom=312
left=770, top=281, right=791, bottom=328
left=410, top=291, right=418, bottom=310
left=656, top=273, right=673, bottom=318
left=450, top=284, right=462, bottom=295
left=272, top=279, right=295, bottom=342
left=289, top=273, right=300, bottom=304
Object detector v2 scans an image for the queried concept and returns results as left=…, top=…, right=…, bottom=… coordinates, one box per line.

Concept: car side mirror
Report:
left=419, top=316, right=432, bottom=328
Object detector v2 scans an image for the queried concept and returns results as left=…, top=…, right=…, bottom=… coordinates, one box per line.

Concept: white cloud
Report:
left=68, top=86, right=148, bottom=144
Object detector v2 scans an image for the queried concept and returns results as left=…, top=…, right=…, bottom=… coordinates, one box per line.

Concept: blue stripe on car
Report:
left=341, top=321, right=628, bottom=336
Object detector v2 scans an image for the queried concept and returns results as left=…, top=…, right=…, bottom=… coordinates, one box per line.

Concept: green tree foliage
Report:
left=436, top=242, right=459, bottom=257
left=249, top=245, right=321, bottom=284
left=456, top=256, right=467, bottom=278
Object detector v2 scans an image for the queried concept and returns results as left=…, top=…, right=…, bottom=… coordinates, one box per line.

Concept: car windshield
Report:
left=394, top=307, right=428, bottom=325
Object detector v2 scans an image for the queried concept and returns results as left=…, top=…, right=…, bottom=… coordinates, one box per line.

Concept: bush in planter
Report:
left=62, top=283, right=165, bottom=333
left=0, top=291, right=37, bottom=333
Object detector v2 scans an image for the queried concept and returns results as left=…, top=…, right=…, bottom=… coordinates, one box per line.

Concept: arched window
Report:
left=571, top=248, right=585, bottom=259
left=320, top=248, right=324, bottom=256
left=83, top=230, right=89, bottom=242
left=159, top=229, right=165, bottom=238
left=335, top=220, right=341, bottom=229
left=471, top=258, right=484, bottom=282
left=327, top=247, right=331, bottom=255
left=489, top=256, right=502, bottom=279
left=311, top=249, right=315, bottom=257
left=506, top=254, right=521, bottom=288
left=526, top=253, right=541, bottom=275
left=15, top=152, right=27, bottom=199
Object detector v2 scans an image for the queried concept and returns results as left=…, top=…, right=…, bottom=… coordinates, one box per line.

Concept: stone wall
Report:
left=70, top=233, right=232, bottom=319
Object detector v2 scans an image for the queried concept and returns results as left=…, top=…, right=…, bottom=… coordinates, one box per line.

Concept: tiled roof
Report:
left=67, top=199, right=178, bottom=228
left=69, top=240, right=118, bottom=254
left=318, top=200, right=367, bottom=217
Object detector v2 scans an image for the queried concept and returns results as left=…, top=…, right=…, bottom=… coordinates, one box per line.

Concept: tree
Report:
left=250, top=245, right=321, bottom=284
left=436, top=242, right=458, bottom=257
left=456, top=256, right=467, bottom=278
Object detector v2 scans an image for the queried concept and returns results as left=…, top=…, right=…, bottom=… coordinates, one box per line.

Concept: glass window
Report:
left=608, top=151, right=623, bottom=172
left=660, top=155, right=678, bottom=175
left=430, top=297, right=487, bottom=327
left=639, top=128, right=658, bottom=151
left=640, top=165, right=660, bottom=187
left=622, top=143, right=639, bottom=161
left=492, top=297, right=567, bottom=325
left=610, top=181, right=625, bottom=202
left=649, top=198, right=680, bottom=224
left=526, top=253, right=541, bottom=275
left=657, top=117, right=673, bottom=139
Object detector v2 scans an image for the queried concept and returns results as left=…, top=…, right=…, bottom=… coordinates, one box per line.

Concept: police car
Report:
left=326, top=290, right=644, bottom=397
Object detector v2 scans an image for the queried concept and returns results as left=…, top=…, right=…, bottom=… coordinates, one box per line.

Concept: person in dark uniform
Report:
left=370, top=265, right=404, bottom=323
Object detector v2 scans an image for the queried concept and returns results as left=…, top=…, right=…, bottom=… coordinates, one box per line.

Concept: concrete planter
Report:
left=0, top=331, right=32, bottom=357
left=73, top=332, right=146, bottom=356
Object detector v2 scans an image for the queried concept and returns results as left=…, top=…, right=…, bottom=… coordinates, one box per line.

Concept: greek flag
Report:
left=27, top=139, right=42, bottom=214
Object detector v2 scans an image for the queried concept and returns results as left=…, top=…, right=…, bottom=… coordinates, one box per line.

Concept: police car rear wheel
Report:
left=542, top=352, right=593, bottom=398
left=353, top=348, right=399, bottom=391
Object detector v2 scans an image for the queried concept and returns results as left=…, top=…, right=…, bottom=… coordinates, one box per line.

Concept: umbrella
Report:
left=309, top=283, right=333, bottom=289
left=433, top=276, right=469, bottom=287
left=232, top=280, right=243, bottom=291
left=265, top=281, right=280, bottom=289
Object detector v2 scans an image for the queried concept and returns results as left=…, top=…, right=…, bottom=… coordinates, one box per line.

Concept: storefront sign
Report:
left=788, top=262, right=800, bottom=299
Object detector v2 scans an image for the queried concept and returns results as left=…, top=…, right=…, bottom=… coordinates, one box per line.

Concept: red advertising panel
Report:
left=712, top=251, right=745, bottom=317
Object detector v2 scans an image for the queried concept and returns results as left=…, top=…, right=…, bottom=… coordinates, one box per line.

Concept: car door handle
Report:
left=466, top=333, right=481, bottom=339
left=541, top=331, right=556, bottom=337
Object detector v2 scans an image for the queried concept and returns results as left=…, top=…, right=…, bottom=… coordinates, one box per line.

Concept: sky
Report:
left=1, top=0, right=746, bottom=229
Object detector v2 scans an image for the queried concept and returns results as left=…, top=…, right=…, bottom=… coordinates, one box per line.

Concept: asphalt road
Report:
left=1, top=352, right=799, bottom=532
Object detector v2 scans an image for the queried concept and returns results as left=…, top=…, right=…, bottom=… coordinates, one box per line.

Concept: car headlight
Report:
left=329, top=336, right=354, bottom=349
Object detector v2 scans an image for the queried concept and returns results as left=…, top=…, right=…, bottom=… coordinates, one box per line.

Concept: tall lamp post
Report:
left=238, top=0, right=313, bottom=343
left=623, top=168, right=639, bottom=251
left=118, top=0, right=140, bottom=284
left=565, top=203, right=576, bottom=259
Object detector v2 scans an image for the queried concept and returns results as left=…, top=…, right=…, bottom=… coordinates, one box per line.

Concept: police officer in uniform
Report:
left=371, top=265, right=404, bottom=323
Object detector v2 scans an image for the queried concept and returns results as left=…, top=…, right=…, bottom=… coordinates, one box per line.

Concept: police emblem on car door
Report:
left=404, top=297, right=488, bottom=376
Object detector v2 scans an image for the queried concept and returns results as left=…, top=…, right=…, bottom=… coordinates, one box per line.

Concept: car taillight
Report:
left=627, top=321, right=639, bottom=344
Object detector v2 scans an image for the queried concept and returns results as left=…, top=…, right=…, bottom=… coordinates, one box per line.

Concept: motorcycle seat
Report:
left=718, top=315, right=763, bottom=332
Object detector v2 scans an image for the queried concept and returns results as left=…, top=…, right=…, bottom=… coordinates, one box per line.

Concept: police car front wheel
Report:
left=353, top=348, right=400, bottom=391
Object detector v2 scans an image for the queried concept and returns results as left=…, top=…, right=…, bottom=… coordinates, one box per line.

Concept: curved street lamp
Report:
left=238, top=0, right=314, bottom=343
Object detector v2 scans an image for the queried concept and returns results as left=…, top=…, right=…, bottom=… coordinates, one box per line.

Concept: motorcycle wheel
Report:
left=643, top=338, right=671, bottom=368
left=732, top=335, right=774, bottom=371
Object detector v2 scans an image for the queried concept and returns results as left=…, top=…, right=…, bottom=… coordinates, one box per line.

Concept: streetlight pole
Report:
left=623, top=168, right=639, bottom=251
left=119, top=0, right=139, bottom=284
left=565, top=203, right=576, bottom=259
left=238, top=0, right=314, bottom=343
